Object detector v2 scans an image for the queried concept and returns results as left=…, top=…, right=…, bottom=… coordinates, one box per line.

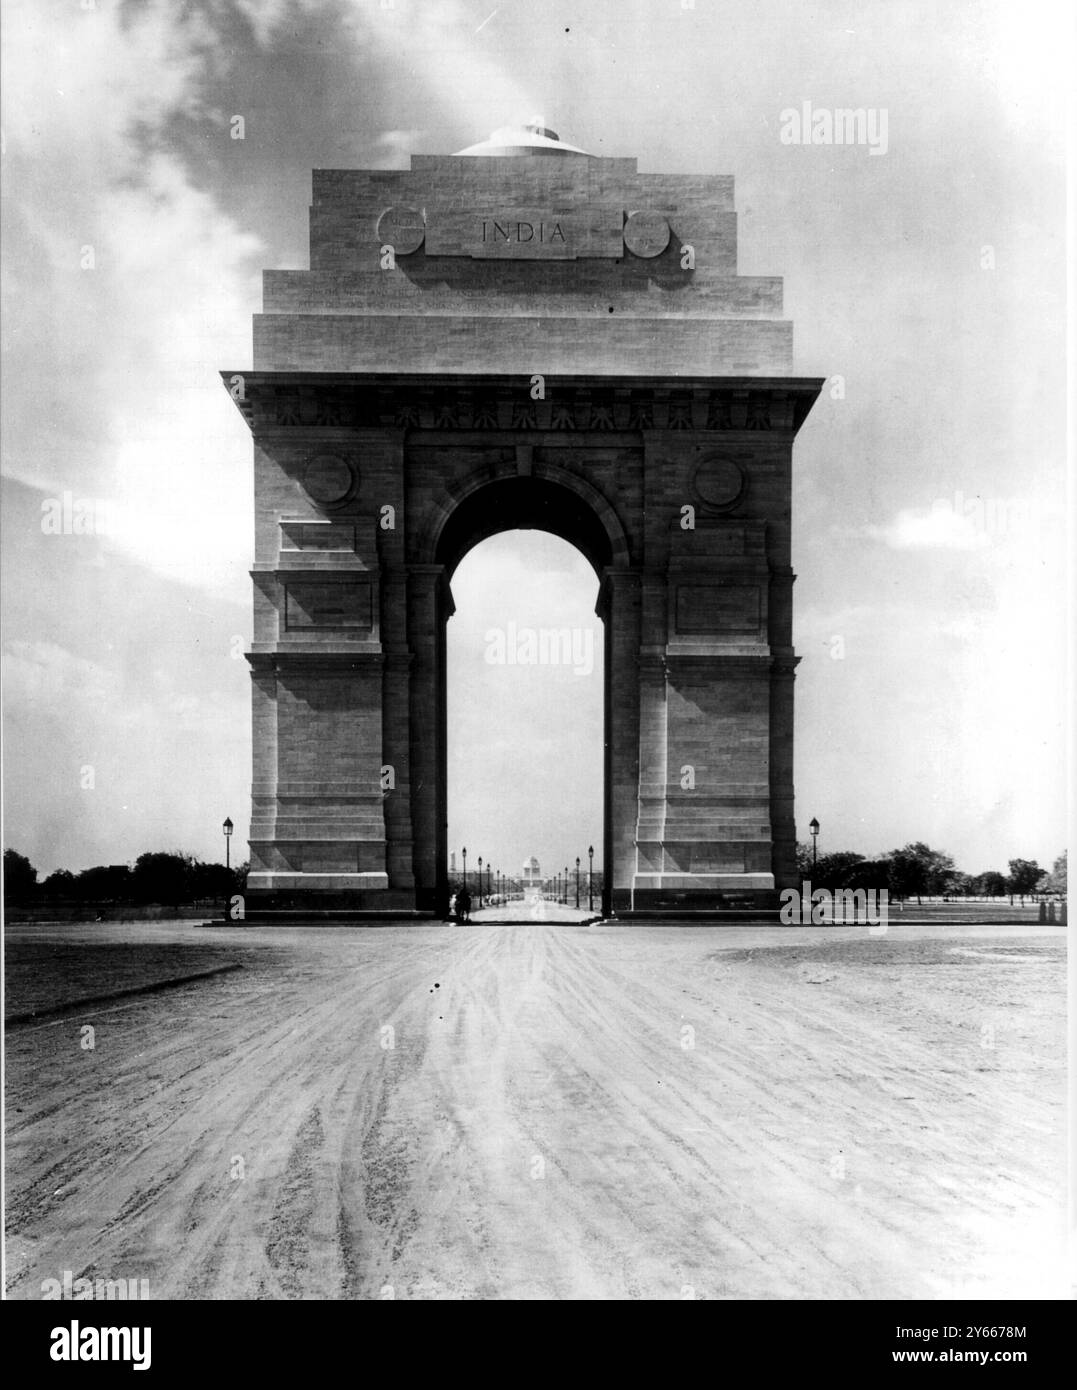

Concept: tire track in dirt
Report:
left=4, top=921, right=1065, bottom=1300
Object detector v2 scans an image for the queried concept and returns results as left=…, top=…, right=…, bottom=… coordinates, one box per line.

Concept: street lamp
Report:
left=462, top=846, right=467, bottom=891
left=223, top=817, right=233, bottom=870
left=575, top=856, right=580, bottom=908
left=564, top=866, right=568, bottom=904
left=588, top=845, right=594, bottom=910
left=809, top=817, right=820, bottom=869
left=478, top=856, right=483, bottom=910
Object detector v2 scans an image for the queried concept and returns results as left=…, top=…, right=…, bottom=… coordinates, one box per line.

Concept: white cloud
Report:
left=2, top=640, right=119, bottom=705
left=345, top=0, right=539, bottom=136
left=864, top=505, right=990, bottom=552
left=232, top=0, right=333, bottom=48
left=373, top=129, right=427, bottom=167
left=2, top=0, right=264, bottom=594
left=861, top=492, right=1063, bottom=554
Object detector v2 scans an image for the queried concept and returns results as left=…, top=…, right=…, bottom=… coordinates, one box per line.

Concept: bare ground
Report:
left=4, top=918, right=1067, bottom=1300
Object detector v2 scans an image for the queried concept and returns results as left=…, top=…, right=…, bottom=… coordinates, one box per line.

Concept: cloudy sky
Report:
left=1, top=0, right=1069, bottom=882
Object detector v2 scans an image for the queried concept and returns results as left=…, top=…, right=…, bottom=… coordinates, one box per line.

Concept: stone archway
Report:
left=422, top=465, right=627, bottom=919
left=223, top=127, right=822, bottom=919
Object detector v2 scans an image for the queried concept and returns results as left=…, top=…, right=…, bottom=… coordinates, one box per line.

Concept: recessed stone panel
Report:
left=303, top=842, right=359, bottom=873
left=285, top=580, right=371, bottom=630
left=280, top=521, right=355, bottom=551
left=676, top=583, right=760, bottom=635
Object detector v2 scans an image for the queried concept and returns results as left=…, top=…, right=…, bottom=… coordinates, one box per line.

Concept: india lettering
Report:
left=481, top=219, right=566, bottom=244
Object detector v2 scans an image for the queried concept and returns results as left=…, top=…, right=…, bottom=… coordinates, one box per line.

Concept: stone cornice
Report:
left=247, top=651, right=385, bottom=672
left=221, top=371, right=823, bottom=437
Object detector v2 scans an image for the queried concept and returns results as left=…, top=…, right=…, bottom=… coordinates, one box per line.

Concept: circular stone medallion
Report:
left=303, top=454, right=355, bottom=506
left=623, top=210, right=671, bottom=258
left=375, top=205, right=425, bottom=254
left=693, top=456, right=745, bottom=509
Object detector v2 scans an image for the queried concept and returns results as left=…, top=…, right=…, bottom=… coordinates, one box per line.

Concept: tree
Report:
left=187, top=859, right=247, bottom=901
left=3, top=849, right=38, bottom=901
left=948, top=871, right=973, bottom=897
left=41, top=869, right=77, bottom=898
left=1046, top=852, right=1067, bottom=895
left=132, top=851, right=194, bottom=906
left=806, top=851, right=865, bottom=890
left=1007, top=858, right=1042, bottom=903
left=971, top=870, right=1008, bottom=898
left=887, top=843, right=957, bottom=904
left=842, top=858, right=892, bottom=893
left=75, top=864, right=133, bottom=902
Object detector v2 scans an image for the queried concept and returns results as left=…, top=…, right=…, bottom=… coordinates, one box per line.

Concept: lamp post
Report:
left=588, top=844, right=594, bottom=910
left=575, top=856, right=580, bottom=908
left=809, top=818, right=820, bottom=870
left=478, top=856, right=483, bottom=910
left=564, top=867, right=568, bottom=904
left=462, top=846, right=467, bottom=891
left=223, top=817, right=233, bottom=870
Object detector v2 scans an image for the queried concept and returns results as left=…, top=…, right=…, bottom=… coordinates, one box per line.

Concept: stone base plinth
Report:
left=241, top=888, right=426, bottom=920
left=612, top=886, right=781, bottom=917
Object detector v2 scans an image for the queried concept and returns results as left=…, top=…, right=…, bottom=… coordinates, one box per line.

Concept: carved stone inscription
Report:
left=424, top=207, right=624, bottom=259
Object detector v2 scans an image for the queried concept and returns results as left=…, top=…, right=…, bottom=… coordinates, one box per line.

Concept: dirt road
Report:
left=5, top=920, right=1067, bottom=1299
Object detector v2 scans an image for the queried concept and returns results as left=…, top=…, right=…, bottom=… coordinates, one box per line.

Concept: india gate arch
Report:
left=222, top=123, right=822, bottom=919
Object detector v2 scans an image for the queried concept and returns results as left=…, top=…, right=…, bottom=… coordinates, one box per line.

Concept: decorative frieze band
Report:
left=223, top=374, right=822, bottom=436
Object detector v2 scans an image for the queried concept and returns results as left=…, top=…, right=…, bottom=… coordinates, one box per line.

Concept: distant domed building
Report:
left=521, top=857, right=542, bottom=890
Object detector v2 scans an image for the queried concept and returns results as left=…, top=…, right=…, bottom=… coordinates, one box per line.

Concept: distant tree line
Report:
left=2, top=849, right=248, bottom=908
left=794, top=842, right=1067, bottom=905
left=3, top=844, right=1066, bottom=911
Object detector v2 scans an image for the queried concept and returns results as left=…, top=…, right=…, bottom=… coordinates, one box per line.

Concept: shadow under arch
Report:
left=421, top=464, right=631, bottom=580
left=435, top=476, right=613, bottom=579
left=425, top=471, right=623, bottom=918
